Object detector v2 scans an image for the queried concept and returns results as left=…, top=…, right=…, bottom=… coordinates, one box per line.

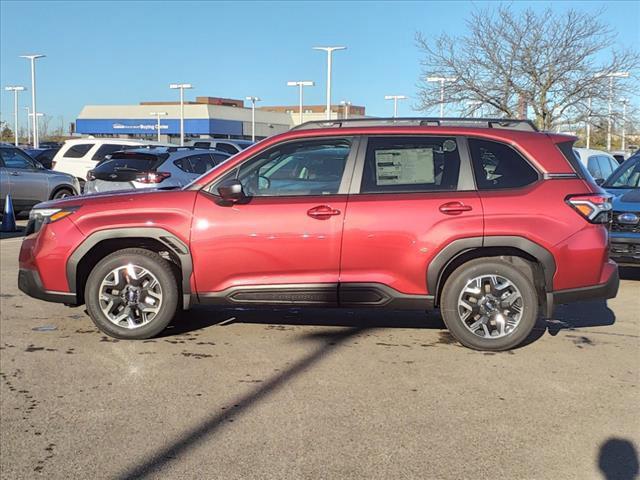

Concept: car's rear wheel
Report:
left=440, top=258, right=538, bottom=351
left=85, top=248, right=179, bottom=339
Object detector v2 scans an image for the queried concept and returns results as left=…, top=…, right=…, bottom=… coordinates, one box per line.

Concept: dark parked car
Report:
left=603, top=153, right=640, bottom=266
left=25, top=148, right=60, bottom=169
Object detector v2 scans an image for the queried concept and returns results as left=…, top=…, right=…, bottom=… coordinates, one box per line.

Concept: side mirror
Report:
left=217, top=178, right=244, bottom=202
left=595, top=178, right=605, bottom=186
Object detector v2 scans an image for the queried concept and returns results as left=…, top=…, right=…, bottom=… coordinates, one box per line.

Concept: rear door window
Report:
left=469, top=138, right=539, bottom=189
left=64, top=144, right=93, bottom=158
left=361, top=136, right=461, bottom=193
left=0, top=148, right=37, bottom=169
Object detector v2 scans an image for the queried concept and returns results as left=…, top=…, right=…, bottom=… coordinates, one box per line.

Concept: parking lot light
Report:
left=245, top=96, right=260, bottom=142
left=169, top=83, right=193, bottom=146
left=384, top=95, right=407, bottom=118
left=287, top=81, right=315, bottom=124
left=4, top=85, right=26, bottom=146
left=313, top=46, right=346, bottom=120
left=426, top=76, right=457, bottom=117
left=604, top=72, right=629, bottom=151
left=150, top=111, right=167, bottom=142
left=340, top=100, right=351, bottom=119
left=24, top=106, right=31, bottom=145
left=620, top=97, right=628, bottom=151
left=19, top=54, right=45, bottom=148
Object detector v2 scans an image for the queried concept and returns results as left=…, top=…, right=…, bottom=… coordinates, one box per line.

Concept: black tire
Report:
left=85, top=248, right=179, bottom=340
left=440, top=258, right=539, bottom=351
left=51, top=187, right=73, bottom=200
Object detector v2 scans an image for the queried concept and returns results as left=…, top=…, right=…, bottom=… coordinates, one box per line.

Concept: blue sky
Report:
left=1, top=0, right=638, bottom=128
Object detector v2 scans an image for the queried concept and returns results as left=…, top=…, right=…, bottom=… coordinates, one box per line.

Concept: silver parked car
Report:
left=84, top=147, right=231, bottom=194
left=0, top=145, right=80, bottom=215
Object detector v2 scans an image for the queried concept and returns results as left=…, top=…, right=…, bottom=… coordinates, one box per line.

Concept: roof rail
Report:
left=291, top=117, right=539, bottom=132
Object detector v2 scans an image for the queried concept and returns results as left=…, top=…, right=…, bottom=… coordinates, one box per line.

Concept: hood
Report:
left=611, top=189, right=640, bottom=212
left=32, top=186, right=186, bottom=210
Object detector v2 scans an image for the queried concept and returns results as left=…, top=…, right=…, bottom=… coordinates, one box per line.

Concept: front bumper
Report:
left=609, top=232, right=640, bottom=265
left=18, top=269, right=77, bottom=305
left=546, top=261, right=619, bottom=316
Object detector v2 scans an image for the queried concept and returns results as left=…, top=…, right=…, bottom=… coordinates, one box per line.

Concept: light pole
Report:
left=20, top=54, right=45, bottom=148
left=340, top=100, right=351, bottom=119
left=620, top=97, right=628, bottom=151
left=150, top=111, right=167, bottom=142
left=5, top=85, right=26, bottom=146
left=426, top=76, right=457, bottom=117
left=384, top=95, right=407, bottom=118
left=169, top=83, right=192, bottom=146
left=245, top=96, right=260, bottom=142
left=287, top=81, right=314, bottom=124
left=24, top=106, right=31, bottom=145
left=604, top=72, right=629, bottom=151
left=313, top=46, right=346, bottom=120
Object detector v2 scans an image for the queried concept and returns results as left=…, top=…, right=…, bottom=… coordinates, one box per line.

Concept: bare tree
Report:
left=416, top=5, right=639, bottom=130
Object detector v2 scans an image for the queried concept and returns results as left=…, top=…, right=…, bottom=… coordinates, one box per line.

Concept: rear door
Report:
left=340, top=135, right=483, bottom=297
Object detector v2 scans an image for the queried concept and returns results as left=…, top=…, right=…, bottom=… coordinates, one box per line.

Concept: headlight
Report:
left=27, top=206, right=79, bottom=234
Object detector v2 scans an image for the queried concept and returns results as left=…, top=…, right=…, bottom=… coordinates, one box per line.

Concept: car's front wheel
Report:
left=440, top=258, right=538, bottom=351
left=85, top=248, right=179, bottom=339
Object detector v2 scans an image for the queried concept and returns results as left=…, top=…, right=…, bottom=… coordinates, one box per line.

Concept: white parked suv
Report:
left=573, top=148, right=619, bottom=185
left=52, top=138, right=167, bottom=185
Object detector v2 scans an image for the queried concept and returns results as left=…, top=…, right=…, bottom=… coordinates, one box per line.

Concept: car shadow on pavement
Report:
left=116, top=326, right=367, bottom=480
left=0, top=226, right=25, bottom=240
left=619, top=266, right=640, bottom=281
left=162, top=306, right=445, bottom=337
left=598, top=437, right=639, bottom=480
left=545, top=300, right=616, bottom=336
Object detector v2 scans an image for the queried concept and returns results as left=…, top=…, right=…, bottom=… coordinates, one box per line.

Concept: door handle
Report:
left=307, top=205, right=341, bottom=219
left=439, top=201, right=472, bottom=215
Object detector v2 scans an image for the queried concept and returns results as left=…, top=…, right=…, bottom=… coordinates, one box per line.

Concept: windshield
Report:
left=603, top=157, right=640, bottom=188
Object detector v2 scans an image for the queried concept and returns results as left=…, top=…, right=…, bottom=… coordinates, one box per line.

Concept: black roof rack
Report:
left=291, top=117, right=539, bottom=132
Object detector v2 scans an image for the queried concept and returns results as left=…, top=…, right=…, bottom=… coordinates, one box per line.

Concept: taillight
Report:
left=86, top=170, right=95, bottom=181
left=566, top=194, right=612, bottom=224
left=134, top=171, right=171, bottom=184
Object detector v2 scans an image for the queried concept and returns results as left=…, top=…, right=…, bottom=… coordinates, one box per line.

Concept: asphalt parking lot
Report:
left=1, top=231, right=639, bottom=480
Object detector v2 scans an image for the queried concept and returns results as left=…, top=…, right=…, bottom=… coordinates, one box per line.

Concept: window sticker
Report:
left=374, top=148, right=435, bottom=185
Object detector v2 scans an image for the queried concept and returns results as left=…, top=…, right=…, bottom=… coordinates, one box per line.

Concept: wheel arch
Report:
left=428, top=236, right=556, bottom=307
left=49, top=184, right=77, bottom=200
left=67, top=228, right=193, bottom=308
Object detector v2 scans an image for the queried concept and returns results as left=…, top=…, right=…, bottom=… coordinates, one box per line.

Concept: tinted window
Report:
left=596, top=156, right=616, bottom=180
left=0, top=147, right=36, bottom=169
left=469, top=139, right=538, bottom=189
left=211, top=152, right=230, bottom=163
left=237, top=139, right=350, bottom=196
left=64, top=143, right=93, bottom=158
left=176, top=154, right=218, bottom=175
left=193, top=141, right=212, bottom=149
left=215, top=143, right=240, bottom=154
left=361, top=136, right=460, bottom=193
left=604, top=158, right=640, bottom=188
left=92, top=144, right=130, bottom=161
left=94, top=153, right=164, bottom=173
left=587, top=155, right=603, bottom=180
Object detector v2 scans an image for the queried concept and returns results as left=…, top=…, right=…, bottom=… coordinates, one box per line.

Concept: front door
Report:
left=190, top=137, right=357, bottom=305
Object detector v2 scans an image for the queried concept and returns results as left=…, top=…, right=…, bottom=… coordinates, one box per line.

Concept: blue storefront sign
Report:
left=76, top=118, right=243, bottom=136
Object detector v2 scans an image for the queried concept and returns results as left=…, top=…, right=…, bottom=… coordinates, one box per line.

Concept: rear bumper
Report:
left=546, top=261, right=619, bottom=316
left=18, top=269, right=77, bottom=305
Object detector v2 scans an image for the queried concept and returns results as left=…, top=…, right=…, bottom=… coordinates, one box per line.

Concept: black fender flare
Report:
left=66, top=227, right=193, bottom=308
left=427, top=235, right=556, bottom=298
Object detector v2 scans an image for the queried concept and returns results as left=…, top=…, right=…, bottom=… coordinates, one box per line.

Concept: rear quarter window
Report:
left=469, top=138, right=539, bottom=189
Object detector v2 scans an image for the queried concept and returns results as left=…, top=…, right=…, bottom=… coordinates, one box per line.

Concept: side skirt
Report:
left=197, top=283, right=434, bottom=310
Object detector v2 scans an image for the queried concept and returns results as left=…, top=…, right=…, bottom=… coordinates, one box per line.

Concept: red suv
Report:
left=18, top=118, right=619, bottom=351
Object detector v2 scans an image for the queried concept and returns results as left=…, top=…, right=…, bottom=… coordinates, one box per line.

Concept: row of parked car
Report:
left=0, top=137, right=253, bottom=214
